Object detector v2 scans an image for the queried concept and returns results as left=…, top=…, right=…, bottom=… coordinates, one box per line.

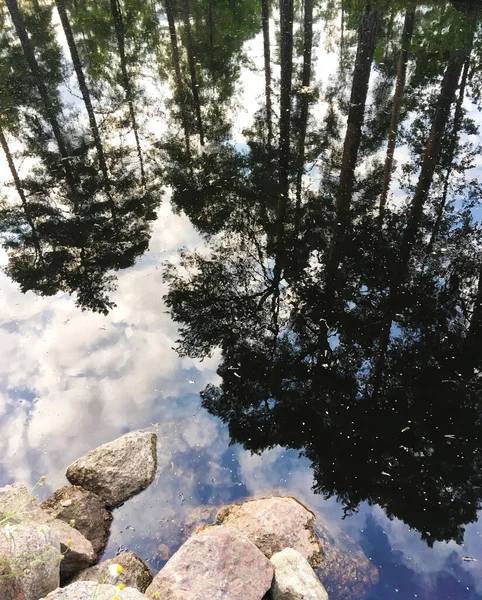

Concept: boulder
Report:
left=270, top=548, right=329, bottom=600
left=215, top=497, right=323, bottom=567
left=0, top=484, right=96, bottom=586
left=66, top=430, right=157, bottom=507
left=146, top=525, right=274, bottom=600
left=0, top=523, right=60, bottom=600
left=72, top=551, right=152, bottom=592
left=40, top=581, right=146, bottom=599
left=40, top=486, right=112, bottom=559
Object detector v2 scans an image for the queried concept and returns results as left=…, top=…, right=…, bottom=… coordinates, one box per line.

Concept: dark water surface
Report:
left=1, top=0, right=482, bottom=598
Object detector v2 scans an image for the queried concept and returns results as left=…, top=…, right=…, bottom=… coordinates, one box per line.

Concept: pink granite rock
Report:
left=145, top=526, right=274, bottom=600
left=215, top=496, right=323, bottom=567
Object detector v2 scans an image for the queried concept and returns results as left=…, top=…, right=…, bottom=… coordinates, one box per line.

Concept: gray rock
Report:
left=271, top=548, right=329, bottom=600
left=51, top=520, right=95, bottom=585
left=40, top=581, right=146, bottom=599
left=146, top=525, right=274, bottom=600
left=0, top=483, right=40, bottom=522
left=215, top=497, right=323, bottom=567
left=66, top=430, right=157, bottom=507
left=40, top=486, right=112, bottom=559
left=0, top=484, right=96, bottom=586
left=0, top=523, right=61, bottom=600
left=72, top=551, right=152, bottom=592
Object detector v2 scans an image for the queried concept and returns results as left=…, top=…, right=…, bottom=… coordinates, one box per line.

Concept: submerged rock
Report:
left=72, top=551, right=152, bottom=592
left=181, top=504, right=220, bottom=538
left=40, top=581, right=146, bottom=599
left=65, top=430, right=157, bottom=507
left=270, top=548, right=329, bottom=600
left=146, top=525, right=274, bottom=600
left=314, top=524, right=379, bottom=600
left=149, top=504, right=219, bottom=565
left=40, top=486, right=112, bottom=559
left=215, top=497, right=323, bottom=567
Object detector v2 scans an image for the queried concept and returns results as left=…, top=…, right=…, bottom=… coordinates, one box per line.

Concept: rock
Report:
left=65, top=430, right=157, bottom=507
left=0, top=484, right=96, bottom=586
left=150, top=505, right=219, bottom=563
left=215, top=497, right=323, bottom=567
left=182, top=504, right=220, bottom=538
left=0, top=483, right=40, bottom=521
left=146, top=525, right=274, bottom=600
left=270, top=548, right=329, bottom=600
left=156, top=543, right=170, bottom=561
left=314, top=524, right=378, bottom=600
left=234, top=489, right=378, bottom=600
left=0, top=523, right=60, bottom=600
left=72, top=551, right=152, bottom=592
left=51, top=520, right=95, bottom=585
left=40, top=486, right=112, bottom=559
left=40, top=581, right=146, bottom=599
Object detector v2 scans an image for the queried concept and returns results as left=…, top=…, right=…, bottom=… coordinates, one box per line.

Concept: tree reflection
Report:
left=0, top=0, right=160, bottom=313
left=163, top=0, right=482, bottom=546
left=2, top=0, right=482, bottom=547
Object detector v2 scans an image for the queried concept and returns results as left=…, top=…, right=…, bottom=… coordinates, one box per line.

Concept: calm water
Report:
left=1, top=0, right=482, bottom=598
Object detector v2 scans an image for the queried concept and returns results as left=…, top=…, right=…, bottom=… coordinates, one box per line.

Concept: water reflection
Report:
left=1, top=0, right=160, bottom=312
left=162, top=0, right=482, bottom=548
left=1, top=0, right=482, bottom=598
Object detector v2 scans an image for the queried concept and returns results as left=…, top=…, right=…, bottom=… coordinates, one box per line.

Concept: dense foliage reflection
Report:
left=2, top=0, right=482, bottom=548
left=161, top=0, right=482, bottom=547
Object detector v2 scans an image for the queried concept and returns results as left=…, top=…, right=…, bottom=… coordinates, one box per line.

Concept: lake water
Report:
left=1, top=0, right=482, bottom=598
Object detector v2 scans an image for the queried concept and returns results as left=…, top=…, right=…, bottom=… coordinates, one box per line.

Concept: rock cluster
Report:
left=0, top=482, right=96, bottom=593
left=40, top=485, right=112, bottom=560
left=0, top=430, right=157, bottom=600
left=145, top=498, right=377, bottom=600
left=141, top=496, right=330, bottom=600
left=0, top=428, right=378, bottom=600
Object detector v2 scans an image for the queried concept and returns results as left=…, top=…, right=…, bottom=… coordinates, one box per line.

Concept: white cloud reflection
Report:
left=0, top=11, right=482, bottom=600
left=1, top=200, right=482, bottom=599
